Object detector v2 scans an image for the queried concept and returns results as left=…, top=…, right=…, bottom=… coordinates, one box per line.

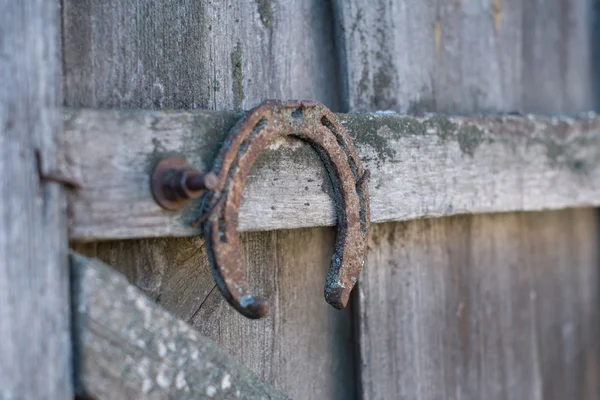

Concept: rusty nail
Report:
left=41, top=172, right=83, bottom=190
left=151, top=155, right=219, bottom=210
left=186, top=171, right=219, bottom=192
left=35, top=148, right=83, bottom=190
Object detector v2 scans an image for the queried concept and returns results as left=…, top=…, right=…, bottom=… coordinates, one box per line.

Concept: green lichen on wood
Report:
left=339, top=113, right=600, bottom=175
left=532, top=135, right=600, bottom=175
left=184, top=111, right=241, bottom=168
left=457, top=125, right=485, bottom=157
left=340, top=113, right=464, bottom=165
left=423, top=115, right=458, bottom=141
left=231, top=42, right=244, bottom=110
left=255, top=0, right=273, bottom=28
left=143, top=111, right=600, bottom=217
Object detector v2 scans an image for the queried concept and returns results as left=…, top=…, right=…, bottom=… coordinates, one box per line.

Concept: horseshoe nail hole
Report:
left=240, top=118, right=268, bottom=153
left=218, top=218, right=228, bottom=243
left=321, top=116, right=348, bottom=152
left=253, top=117, right=267, bottom=133
left=321, top=116, right=348, bottom=149
left=292, top=108, right=303, bottom=119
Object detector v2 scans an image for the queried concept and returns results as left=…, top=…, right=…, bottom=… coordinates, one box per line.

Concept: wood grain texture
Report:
left=333, top=0, right=592, bottom=114
left=65, top=109, right=600, bottom=240
left=74, top=227, right=356, bottom=400
left=71, top=252, right=286, bottom=400
left=334, top=0, right=599, bottom=399
left=358, top=210, right=599, bottom=400
left=0, top=1, right=72, bottom=398
left=63, top=1, right=356, bottom=398
left=62, top=0, right=339, bottom=112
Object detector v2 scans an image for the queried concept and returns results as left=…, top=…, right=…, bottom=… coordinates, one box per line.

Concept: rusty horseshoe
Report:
left=152, top=100, right=371, bottom=319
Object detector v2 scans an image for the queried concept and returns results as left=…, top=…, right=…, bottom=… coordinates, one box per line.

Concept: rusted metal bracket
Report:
left=151, top=100, right=371, bottom=319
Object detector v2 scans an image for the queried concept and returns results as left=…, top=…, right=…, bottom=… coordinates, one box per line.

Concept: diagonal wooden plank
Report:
left=65, top=109, right=600, bottom=241
left=71, top=252, right=287, bottom=400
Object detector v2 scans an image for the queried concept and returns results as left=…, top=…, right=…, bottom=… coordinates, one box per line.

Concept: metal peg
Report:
left=151, top=156, right=218, bottom=210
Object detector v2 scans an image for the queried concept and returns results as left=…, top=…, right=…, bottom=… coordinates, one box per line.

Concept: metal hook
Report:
left=151, top=100, right=371, bottom=319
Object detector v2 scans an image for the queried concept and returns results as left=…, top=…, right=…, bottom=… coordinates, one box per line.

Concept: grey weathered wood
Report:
left=65, top=109, right=600, bottom=240
left=75, top=227, right=356, bottom=400
left=0, top=1, right=72, bottom=398
left=62, top=0, right=339, bottom=112
left=71, top=252, right=286, bottom=400
left=358, top=210, right=599, bottom=399
left=334, top=0, right=592, bottom=115
left=63, top=1, right=356, bottom=398
left=334, top=0, right=599, bottom=399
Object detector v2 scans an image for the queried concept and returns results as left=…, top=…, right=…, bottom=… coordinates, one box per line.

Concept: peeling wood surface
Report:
left=66, top=109, right=600, bottom=241
left=63, top=1, right=356, bottom=398
left=71, top=252, right=286, bottom=400
left=333, top=0, right=600, bottom=399
left=0, top=1, right=72, bottom=398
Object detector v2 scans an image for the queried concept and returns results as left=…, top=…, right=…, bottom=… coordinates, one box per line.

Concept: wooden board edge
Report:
left=71, top=252, right=288, bottom=400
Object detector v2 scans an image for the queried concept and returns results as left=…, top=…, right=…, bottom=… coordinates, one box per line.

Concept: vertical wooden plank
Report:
left=64, top=1, right=353, bottom=397
left=359, top=211, right=599, bottom=399
left=334, top=0, right=599, bottom=398
left=521, top=0, right=593, bottom=113
left=186, top=228, right=355, bottom=399
left=63, top=0, right=339, bottom=111
left=334, top=0, right=593, bottom=114
left=333, top=0, right=436, bottom=112
left=0, top=0, right=72, bottom=398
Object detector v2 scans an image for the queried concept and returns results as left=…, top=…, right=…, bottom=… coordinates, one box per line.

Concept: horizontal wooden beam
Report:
left=64, top=109, right=600, bottom=241
left=71, top=252, right=286, bottom=399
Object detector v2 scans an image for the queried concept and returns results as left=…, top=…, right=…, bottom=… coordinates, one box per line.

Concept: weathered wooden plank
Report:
left=71, top=252, right=286, bottom=400
left=334, top=0, right=599, bottom=399
left=358, top=210, right=599, bottom=399
left=77, top=227, right=356, bottom=400
left=0, top=1, right=72, bottom=398
left=65, top=109, right=600, bottom=240
left=333, top=0, right=592, bottom=115
left=63, top=1, right=356, bottom=398
left=62, top=0, right=339, bottom=112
